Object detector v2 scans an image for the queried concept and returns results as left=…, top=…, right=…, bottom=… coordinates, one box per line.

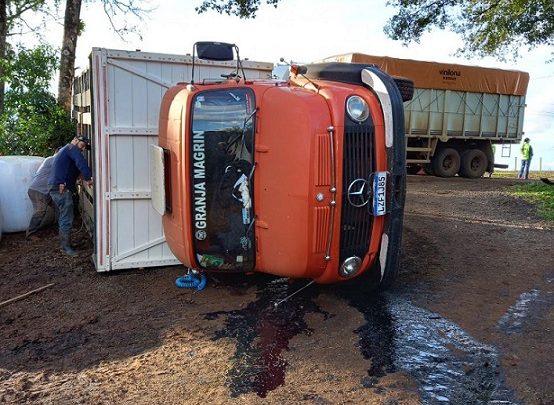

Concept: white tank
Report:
left=0, top=156, right=45, bottom=233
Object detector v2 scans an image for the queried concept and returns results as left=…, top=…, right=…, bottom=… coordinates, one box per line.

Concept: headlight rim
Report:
left=339, top=256, right=362, bottom=278
left=346, top=95, right=370, bottom=123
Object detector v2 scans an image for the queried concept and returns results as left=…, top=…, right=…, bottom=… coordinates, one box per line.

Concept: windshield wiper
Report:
left=225, top=107, right=258, bottom=157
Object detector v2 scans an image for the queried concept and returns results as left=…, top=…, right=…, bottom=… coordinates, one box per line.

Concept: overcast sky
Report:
left=25, top=0, right=554, bottom=169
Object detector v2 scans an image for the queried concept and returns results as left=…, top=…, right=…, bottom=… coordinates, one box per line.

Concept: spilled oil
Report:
left=205, top=276, right=519, bottom=403
left=497, top=275, right=554, bottom=334
left=205, top=276, right=326, bottom=398
left=340, top=288, right=518, bottom=404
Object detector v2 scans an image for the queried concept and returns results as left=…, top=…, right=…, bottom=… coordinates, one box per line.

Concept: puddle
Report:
left=204, top=277, right=326, bottom=398
left=205, top=277, right=518, bottom=403
left=343, top=290, right=518, bottom=404
left=497, top=288, right=554, bottom=334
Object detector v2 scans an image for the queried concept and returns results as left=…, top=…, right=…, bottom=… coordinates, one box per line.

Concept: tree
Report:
left=384, top=0, right=554, bottom=60
left=57, top=0, right=81, bottom=113
left=0, top=44, right=74, bottom=156
left=195, top=0, right=280, bottom=18
left=57, top=0, right=151, bottom=113
left=0, top=0, right=52, bottom=114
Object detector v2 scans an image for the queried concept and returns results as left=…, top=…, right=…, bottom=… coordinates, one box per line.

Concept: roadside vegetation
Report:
left=510, top=182, right=554, bottom=222
left=492, top=170, right=554, bottom=180
left=0, top=45, right=74, bottom=156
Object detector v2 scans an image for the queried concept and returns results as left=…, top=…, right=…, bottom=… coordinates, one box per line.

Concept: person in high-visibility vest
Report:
left=518, top=138, right=533, bottom=179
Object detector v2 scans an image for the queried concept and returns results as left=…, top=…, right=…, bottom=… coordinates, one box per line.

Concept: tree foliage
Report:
left=57, top=0, right=152, bottom=112
left=194, top=0, right=554, bottom=59
left=384, top=0, right=554, bottom=59
left=196, top=0, right=280, bottom=18
left=0, top=45, right=74, bottom=156
left=96, top=0, right=152, bottom=39
left=0, top=1, right=56, bottom=113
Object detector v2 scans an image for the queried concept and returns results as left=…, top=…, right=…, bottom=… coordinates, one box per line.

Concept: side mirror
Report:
left=195, top=42, right=235, bottom=61
left=291, top=64, right=308, bottom=76
left=191, top=41, right=244, bottom=85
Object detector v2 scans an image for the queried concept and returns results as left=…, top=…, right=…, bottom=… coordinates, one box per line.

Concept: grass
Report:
left=491, top=170, right=553, bottom=180
left=510, top=181, right=554, bottom=222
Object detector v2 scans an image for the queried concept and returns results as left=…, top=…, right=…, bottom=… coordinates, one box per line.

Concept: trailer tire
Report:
left=432, top=148, right=460, bottom=177
left=459, top=149, right=487, bottom=178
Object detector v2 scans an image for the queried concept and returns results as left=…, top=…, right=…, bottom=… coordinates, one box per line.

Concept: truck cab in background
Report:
left=153, top=42, right=413, bottom=288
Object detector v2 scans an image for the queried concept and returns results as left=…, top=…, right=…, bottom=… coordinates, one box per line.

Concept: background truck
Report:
left=322, top=53, right=529, bottom=178
left=73, top=48, right=272, bottom=272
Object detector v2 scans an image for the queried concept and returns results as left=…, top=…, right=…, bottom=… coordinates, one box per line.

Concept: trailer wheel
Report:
left=432, top=148, right=460, bottom=177
left=424, top=164, right=435, bottom=176
left=459, top=149, right=487, bottom=178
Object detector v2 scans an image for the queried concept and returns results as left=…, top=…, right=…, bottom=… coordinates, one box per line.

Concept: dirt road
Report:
left=1, top=176, right=552, bottom=404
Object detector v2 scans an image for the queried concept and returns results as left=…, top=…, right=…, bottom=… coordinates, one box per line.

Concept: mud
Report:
left=0, top=176, right=552, bottom=404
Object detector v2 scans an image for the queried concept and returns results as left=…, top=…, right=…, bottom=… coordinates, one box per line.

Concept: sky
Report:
left=22, top=0, right=554, bottom=170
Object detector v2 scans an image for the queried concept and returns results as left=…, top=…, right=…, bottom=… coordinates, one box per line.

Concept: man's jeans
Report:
left=519, top=159, right=531, bottom=179
left=27, top=189, right=56, bottom=234
left=49, top=187, right=74, bottom=233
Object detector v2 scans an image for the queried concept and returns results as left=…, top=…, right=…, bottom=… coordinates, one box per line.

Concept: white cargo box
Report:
left=74, top=48, right=273, bottom=271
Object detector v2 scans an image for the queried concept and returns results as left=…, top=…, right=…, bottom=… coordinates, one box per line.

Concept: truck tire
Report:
left=432, top=148, right=461, bottom=177
left=424, top=163, right=435, bottom=176
left=392, top=76, right=414, bottom=102
left=459, top=149, right=487, bottom=178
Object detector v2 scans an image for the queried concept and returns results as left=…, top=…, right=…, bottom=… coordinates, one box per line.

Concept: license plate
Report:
left=372, top=172, right=387, bottom=216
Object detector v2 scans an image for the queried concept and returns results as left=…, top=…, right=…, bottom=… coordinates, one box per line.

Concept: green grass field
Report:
left=491, top=170, right=554, bottom=180
left=508, top=180, right=554, bottom=222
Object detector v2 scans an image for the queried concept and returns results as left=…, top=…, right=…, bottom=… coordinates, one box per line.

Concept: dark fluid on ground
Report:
left=205, top=275, right=519, bottom=403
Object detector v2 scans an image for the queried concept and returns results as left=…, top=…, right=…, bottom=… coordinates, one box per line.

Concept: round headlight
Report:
left=346, top=96, right=369, bottom=122
left=339, top=256, right=362, bottom=277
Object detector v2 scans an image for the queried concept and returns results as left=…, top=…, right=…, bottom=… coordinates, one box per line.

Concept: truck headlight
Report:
left=346, top=96, right=369, bottom=122
left=339, top=256, right=362, bottom=277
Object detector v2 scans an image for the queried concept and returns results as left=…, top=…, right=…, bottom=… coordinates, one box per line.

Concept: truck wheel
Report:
left=459, top=149, right=487, bottom=178
left=432, top=148, right=460, bottom=177
left=424, top=164, right=435, bottom=176
left=392, top=76, right=414, bottom=102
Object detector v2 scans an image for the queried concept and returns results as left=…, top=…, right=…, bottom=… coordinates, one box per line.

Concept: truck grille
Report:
left=340, top=122, right=374, bottom=262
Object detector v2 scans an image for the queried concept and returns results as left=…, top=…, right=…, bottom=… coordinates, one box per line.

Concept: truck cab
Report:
left=153, top=42, right=412, bottom=287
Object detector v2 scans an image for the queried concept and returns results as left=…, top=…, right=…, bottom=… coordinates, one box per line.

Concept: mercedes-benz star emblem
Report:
left=347, top=178, right=370, bottom=207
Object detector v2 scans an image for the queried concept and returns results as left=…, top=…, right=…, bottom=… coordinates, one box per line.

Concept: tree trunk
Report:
left=57, top=0, right=82, bottom=114
left=0, top=0, right=8, bottom=114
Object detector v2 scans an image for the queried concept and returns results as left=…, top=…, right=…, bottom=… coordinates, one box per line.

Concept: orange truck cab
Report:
left=153, top=42, right=413, bottom=288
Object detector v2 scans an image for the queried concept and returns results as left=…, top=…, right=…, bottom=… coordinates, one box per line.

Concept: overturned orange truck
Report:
left=152, top=42, right=413, bottom=288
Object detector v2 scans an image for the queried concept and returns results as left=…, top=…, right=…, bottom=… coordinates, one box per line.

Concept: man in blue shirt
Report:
left=48, top=136, right=93, bottom=256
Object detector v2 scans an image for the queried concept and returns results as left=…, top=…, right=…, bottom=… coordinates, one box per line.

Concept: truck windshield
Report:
left=190, top=88, right=256, bottom=272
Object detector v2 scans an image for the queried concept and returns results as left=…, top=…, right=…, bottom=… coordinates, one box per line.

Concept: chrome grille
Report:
left=340, top=122, right=374, bottom=261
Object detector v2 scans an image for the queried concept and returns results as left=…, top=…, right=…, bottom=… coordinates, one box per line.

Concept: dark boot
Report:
left=60, top=232, right=77, bottom=257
